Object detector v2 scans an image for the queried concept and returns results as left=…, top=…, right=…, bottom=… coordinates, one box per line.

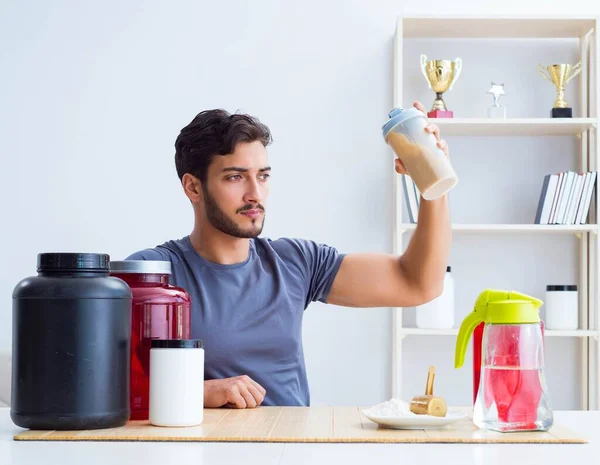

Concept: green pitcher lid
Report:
left=484, top=299, right=541, bottom=324
left=454, top=289, right=543, bottom=369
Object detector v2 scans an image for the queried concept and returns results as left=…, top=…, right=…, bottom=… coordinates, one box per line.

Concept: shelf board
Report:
left=400, top=328, right=599, bottom=338
left=401, top=16, right=596, bottom=39
left=398, top=224, right=598, bottom=234
left=428, top=118, right=597, bottom=136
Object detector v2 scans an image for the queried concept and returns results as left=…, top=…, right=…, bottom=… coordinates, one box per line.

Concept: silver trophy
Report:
left=487, top=83, right=506, bottom=118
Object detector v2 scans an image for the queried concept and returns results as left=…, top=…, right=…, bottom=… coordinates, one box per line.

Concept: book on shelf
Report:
left=534, top=170, right=597, bottom=225
left=401, top=175, right=420, bottom=223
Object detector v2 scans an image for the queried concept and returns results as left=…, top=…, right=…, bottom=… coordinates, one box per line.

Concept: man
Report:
left=126, top=101, right=451, bottom=409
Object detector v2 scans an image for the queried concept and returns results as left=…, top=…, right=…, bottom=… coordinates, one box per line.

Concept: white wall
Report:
left=1, top=0, right=600, bottom=410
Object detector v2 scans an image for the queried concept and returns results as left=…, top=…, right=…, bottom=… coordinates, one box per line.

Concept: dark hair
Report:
left=174, top=109, right=272, bottom=183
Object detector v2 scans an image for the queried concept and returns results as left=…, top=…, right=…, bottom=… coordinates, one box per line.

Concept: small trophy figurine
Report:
left=487, top=82, right=506, bottom=118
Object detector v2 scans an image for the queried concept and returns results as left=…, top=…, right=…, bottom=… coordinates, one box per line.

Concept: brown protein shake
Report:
left=382, top=107, right=458, bottom=200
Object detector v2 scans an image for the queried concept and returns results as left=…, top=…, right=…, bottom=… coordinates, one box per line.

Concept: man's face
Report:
left=202, top=140, right=270, bottom=238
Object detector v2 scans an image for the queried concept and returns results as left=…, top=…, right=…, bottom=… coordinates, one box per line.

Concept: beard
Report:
left=202, top=186, right=265, bottom=239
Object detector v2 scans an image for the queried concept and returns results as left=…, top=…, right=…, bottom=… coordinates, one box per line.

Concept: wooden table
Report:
left=1, top=407, right=599, bottom=464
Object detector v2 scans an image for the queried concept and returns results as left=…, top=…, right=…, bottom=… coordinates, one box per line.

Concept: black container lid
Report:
left=37, top=253, right=110, bottom=272
left=151, top=339, right=203, bottom=349
left=547, top=285, right=577, bottom=291
left=446, top=266, right=451, bottom=272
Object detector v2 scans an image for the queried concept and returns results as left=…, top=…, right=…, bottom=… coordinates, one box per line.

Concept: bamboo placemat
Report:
left=13, top=407, right=588, bottom=444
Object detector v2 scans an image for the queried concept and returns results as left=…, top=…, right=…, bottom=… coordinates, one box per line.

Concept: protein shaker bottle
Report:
left=382, top=107, right=458, bottom=200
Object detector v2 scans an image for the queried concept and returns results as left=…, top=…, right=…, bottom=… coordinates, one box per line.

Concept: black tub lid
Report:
left=151, top=339, right=203, bottom=349
left=37, top=253, right=110, bottom=271
left=546, top=285, right=577, bottom=291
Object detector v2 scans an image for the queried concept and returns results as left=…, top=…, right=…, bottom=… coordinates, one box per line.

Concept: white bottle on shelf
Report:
left=544, top=285, right=579, bottom=330
left=416, top=266, right=454, bottom=329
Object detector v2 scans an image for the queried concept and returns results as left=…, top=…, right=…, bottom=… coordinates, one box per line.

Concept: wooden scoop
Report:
left=409, top=365, right=448, bottom=417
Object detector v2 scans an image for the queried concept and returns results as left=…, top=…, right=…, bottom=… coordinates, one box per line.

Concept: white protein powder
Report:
left=365, top=398, right=418, bottom=417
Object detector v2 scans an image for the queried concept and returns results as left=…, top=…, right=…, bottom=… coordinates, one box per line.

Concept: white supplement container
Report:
left=382, top=107, right=458, bottom=200
left=544, top=285, right=578, bottom=330
left=416, top=266, right=454, bottom=329
left=149, top=339, right=204, bottom=427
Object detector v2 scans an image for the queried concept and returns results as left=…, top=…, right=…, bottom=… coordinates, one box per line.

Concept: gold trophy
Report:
left=420, top=54, right=462, bottom=118
left=537, top=62, right=582, bottom=118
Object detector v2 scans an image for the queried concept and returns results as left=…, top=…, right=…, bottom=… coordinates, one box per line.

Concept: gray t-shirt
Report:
left=125, top=236, right=345, bottom=406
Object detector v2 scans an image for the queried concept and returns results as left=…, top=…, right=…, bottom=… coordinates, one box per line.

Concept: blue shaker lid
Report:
left=382, top=107, right=425, bottom=138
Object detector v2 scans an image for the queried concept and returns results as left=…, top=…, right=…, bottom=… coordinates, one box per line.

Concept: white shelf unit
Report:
left=392, top=15, right=600, bottom=410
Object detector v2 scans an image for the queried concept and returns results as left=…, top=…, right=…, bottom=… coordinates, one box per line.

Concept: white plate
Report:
left=362, top=409, right=468, bottom=430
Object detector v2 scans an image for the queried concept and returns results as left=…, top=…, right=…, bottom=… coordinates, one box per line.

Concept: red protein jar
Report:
left=109, top=260, right=191, bottom=420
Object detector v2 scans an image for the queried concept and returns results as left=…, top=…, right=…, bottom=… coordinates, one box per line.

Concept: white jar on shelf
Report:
left=416, top=266, right=454, bottom=329
left=544, top=285, right=578, bottom=330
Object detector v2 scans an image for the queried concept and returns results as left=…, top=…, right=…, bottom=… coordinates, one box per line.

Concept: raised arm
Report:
left=327, top=101, right=451, bottom=308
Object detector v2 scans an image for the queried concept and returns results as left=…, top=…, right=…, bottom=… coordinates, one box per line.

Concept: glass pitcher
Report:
left=455, top=289, right=553, bottom=432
